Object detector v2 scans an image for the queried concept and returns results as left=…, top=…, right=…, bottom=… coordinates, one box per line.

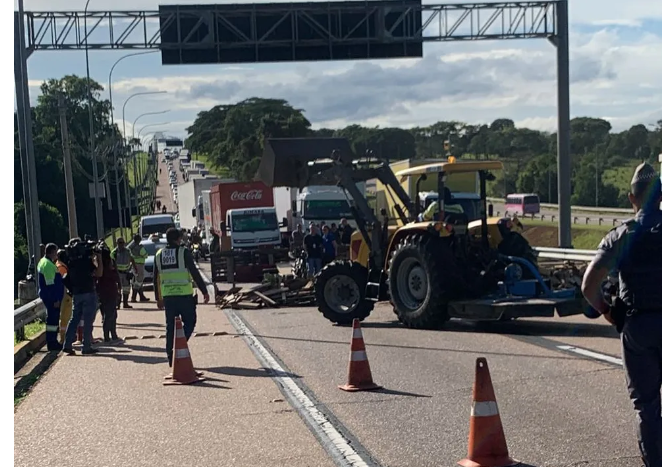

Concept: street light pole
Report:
left=121, top=91, right=167, bottom=230
left=84, top=0, right=104, bottom=240
left=108, top=51, right=159, bottom=234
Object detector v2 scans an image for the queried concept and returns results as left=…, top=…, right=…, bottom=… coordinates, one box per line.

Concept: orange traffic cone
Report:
left=338, top=318, right=381, bottom=392
left=458, top=358, right=518, bottom=467
left=163, top=317, right=205, bottom=386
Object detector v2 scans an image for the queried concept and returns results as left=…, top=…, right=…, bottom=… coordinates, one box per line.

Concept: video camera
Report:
left=65, top=235, right=108, bottom=262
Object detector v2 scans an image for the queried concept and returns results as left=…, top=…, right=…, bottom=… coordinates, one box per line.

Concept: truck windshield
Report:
left=231, top=212, right=279, bottom=232
left=303, top=200, right=352, bottom=220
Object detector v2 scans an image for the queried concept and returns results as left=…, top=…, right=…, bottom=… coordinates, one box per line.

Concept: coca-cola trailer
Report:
left=210, top=181, right=284, bottom=282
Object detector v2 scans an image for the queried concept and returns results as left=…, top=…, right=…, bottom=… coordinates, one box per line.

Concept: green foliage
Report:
left=15, top=74, right=123, bottom=240
left=185, top=99, right=661, bottom=208
left=15, top=202, right=69, bottom=247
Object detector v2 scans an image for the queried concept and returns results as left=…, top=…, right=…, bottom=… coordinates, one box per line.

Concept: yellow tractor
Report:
left=257, top=137, right=579, bottom=329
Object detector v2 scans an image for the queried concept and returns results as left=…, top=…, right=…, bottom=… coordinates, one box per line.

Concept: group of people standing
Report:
left=36, top=234, right=149, bottom=355
left=291, top=218, right=355, bottom=277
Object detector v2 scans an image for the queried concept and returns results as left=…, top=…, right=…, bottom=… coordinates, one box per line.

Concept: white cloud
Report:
left=20, top=0, right=662, bottom=136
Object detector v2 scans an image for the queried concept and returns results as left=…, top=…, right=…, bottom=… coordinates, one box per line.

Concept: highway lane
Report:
left=198, top=260, right=641, bottom=467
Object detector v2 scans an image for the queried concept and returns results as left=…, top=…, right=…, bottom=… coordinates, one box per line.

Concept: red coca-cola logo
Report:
left=230, top=189, right=263, bottom=201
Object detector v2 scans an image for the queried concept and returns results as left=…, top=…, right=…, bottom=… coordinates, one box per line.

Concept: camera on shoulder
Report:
left=65, top=237, right=108, bottom=262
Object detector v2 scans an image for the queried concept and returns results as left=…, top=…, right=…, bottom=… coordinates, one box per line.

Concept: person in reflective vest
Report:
left=111, top=237, right=136, bottom=309
left=56, top=249, right=73, bottom=345
left=420, top=187, right=465, bottom=222
left=582, top=162, right=662, bottom=467
left=129, top=234, right=149, bottom=303
left=154, top=227, right=209, bottom=367
left=37, top=243, right=65, bottom=351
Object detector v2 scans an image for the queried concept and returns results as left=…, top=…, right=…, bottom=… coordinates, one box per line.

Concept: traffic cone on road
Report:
left=458, top=358, right=518, bottom=467
left=338, top=318, right=381, bottom=392
left=163, top=317, right=205, bottom=386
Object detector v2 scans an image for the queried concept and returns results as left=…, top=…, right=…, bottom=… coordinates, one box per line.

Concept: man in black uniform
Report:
left=582, top=162, right=661, bottom=467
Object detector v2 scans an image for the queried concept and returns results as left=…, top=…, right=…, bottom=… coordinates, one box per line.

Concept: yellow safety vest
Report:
left=131, top=246, right=148, bottom=265
left=155, top=247, right=194, bottom=297
left=111, top=248, right=131, bottom=272
left=423, top=201, right=465, bottom=221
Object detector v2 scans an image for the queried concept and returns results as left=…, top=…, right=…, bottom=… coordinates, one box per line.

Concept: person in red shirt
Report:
left=96, top=247, right=122, bottom=343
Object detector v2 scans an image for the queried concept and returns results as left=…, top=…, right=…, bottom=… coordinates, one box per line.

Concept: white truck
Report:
left=226, top=207, right=282, bottom=249
left=273, top=184, right=365, bottom=233
left=177, top=177, right=225, bottom=231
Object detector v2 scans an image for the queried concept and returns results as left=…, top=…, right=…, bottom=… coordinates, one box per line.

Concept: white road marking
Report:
left=225, top=309, right=374, bottom=467
left=556, top=345, right=623, bottom=366
left=197, top=265, right=376, bottom=467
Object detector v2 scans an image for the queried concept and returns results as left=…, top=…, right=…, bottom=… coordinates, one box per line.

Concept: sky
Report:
left=15, top=0, right=664, bottom=141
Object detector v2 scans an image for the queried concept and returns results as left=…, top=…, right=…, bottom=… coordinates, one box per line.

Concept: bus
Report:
left=505, top=193, right=540, bottom=215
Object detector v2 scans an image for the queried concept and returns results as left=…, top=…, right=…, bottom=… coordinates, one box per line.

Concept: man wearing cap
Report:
left=153, top=228, right=209, bottom=367
left=111, top=238, right=136, bottom=309
left=582, top=162, right=662, bottom=467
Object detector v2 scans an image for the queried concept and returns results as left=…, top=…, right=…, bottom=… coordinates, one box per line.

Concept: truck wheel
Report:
left=315, top=261, right=374, bottom=325
left=388, top=235, right=457, bottom=329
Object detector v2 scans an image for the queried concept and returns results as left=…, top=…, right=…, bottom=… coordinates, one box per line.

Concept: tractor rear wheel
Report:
left=315, top=261, right=375, bottom=325
left=388, top=235, right=459, bottom=329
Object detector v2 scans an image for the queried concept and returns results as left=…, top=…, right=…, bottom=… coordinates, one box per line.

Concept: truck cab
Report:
left=225, top=207, right=281, bottom=249
left=297, top=185, right=362, bottom=229
left=419, top=191, right=484, bottom=222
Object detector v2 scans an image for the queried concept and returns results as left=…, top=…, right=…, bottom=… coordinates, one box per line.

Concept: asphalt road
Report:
left=200, top=260, right=643, bottom=467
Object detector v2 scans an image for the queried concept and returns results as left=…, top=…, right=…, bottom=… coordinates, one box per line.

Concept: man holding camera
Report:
left=582, top=162, right=662, bottom=467
left=153, top=228, right=209, bottom=367
left=62, top=238, right=104, bottom=355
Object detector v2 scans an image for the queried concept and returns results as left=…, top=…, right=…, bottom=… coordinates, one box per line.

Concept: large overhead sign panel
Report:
left=158, top=0, right=423, bottom=65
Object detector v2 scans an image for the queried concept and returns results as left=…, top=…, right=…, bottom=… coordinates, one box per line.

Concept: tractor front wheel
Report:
left=314, top=261, right=375, bottom=325
left=388, top=235, right=458, bottom=329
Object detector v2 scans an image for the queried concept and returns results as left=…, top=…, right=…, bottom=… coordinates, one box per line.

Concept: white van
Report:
left=139, top=214, right=176, bottom=238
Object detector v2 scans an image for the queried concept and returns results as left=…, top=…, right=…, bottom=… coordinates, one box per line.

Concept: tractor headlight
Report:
left=504, top=263, right=523, bottom=282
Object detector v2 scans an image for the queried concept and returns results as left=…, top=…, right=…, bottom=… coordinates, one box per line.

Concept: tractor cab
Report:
left=393, top=157, right=503, bottom=252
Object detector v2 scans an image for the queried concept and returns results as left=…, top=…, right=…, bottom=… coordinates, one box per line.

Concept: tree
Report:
left=571, top=156, right=619, bottom=207
left=15, top=75, right=121, bottom=240
left=516, top=154, right=558, bottom=202
left=186, top=98, right=311, bottom=181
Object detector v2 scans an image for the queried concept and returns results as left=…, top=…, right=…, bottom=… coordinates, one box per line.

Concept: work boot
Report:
left=131, top=291, right=137, bottom=303
left=139, top=293, right=150, bottom=302
left=123, top=294, right=133, bottom=309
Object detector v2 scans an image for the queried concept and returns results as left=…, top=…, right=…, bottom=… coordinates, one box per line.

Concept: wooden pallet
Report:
left=217, top=277, right=316, bottom=310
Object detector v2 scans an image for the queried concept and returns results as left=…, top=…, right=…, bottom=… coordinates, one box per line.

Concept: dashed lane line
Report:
left=508, top=334, right=623, bottom=368
left=555, top=344, right=623, bottom=366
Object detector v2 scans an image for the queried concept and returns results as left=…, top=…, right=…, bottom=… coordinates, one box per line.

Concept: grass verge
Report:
left=521, top=219, right=608, bottom=250
left=15, top=320, right=45, bottom=346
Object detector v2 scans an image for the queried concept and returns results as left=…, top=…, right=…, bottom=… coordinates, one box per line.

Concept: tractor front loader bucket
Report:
left=256, top=137, right=355, bottom=188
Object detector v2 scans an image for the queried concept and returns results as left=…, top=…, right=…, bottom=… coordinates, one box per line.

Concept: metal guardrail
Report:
left=487, top=197, right=633, bottom=215
left=533, top=247, right=596, bottom=262
left=14, top=298, right=46, bottom=341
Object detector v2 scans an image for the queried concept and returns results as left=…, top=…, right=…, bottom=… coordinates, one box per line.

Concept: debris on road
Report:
left=216, top=274, right=316, bottom=309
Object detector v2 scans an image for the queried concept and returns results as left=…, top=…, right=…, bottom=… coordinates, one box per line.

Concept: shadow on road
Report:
left=251, top=334, right=577, bottom=361
left=375, top=388, right=431, bottom=398
left=116, top=322, right=164, bottom=328
left=360, top=318, right=618, bottom=339
left=205, top=366, right=301, bottom=379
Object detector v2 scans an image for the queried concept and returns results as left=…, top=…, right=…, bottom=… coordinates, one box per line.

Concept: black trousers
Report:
left=99, top=299, right=119, bottom=340
left=164, top=295, right=197, bottom=366
left=622, top=312, right=662, bottom=467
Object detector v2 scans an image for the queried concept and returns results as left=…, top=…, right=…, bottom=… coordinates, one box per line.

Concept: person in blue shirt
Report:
left=37, top=243, right=65, bottom=351
left=321, top=225, right=338, bottom=265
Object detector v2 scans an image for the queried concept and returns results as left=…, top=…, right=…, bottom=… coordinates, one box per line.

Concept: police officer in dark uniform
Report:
left=582, top=162, right=661, bottom=467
